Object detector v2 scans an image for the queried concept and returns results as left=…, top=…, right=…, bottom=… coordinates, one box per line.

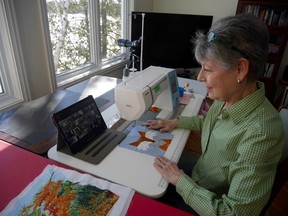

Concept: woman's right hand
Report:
left=145, top=119, right=179, bottom=133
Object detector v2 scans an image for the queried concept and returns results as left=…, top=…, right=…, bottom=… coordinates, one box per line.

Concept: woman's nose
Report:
left=197, top=69, right=205, bottom=82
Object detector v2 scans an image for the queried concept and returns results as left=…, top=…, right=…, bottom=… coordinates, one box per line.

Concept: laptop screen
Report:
left=52, top=95, right=107, bottom=154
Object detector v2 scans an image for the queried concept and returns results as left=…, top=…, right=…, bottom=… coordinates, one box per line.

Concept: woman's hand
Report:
left=145, top=119, right=179, bottom=133
left=153, top=156, right=184, bottom=186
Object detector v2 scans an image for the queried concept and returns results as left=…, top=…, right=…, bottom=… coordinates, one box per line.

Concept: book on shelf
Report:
left=242, top=5, right=288, bottom=26
left=265, top=63, right=274, bottom=78
left=269, top=43, right=280, bottom=54
left=279, top=10, right=288, bottom=26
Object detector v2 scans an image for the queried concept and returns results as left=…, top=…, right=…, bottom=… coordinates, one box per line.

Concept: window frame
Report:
left=0, top=0, right=30, bottom=111
left=42, top=0, right=130, bottom=88
left=0, top=0, right=131, bottom=111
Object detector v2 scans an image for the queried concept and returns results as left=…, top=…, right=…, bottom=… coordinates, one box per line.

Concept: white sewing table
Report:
left=48, top=77, right=206, bottom=198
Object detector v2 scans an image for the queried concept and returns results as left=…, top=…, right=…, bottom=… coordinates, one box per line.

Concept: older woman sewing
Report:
left=145, top=14, right=284, bottom=215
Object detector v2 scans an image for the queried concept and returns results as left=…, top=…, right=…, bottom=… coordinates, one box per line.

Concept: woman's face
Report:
left=197, top=59, right=239, bottom=103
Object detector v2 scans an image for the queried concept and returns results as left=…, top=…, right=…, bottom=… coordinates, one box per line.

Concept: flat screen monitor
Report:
left=131, top=12, right=213, bottom=71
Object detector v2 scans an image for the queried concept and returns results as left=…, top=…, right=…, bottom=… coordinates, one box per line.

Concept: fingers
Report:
left=145, top=120, right=170, bottom=132
left=145, top=120, right=160, bottom=130
left=153, top=156, right=170, bottom=177
left=153, top=156, right=183, bottom=185
left=154, top=156, right=170, bottom=167
left=146, top=120, right=162, bottom=127
left=154, top=156, right=175, bottom=171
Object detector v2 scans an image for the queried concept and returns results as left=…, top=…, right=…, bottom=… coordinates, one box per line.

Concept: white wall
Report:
left=12, top=0, right=54, bottom=99
left=153, top=0, right=239, bottom=23
left=133, top=0, right=153, bottom=12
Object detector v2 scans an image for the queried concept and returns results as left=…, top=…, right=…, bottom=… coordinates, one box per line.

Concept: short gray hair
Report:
left=193, top=14, right=269, bottom=81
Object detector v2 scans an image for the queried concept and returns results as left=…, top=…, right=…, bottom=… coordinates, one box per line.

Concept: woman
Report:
left=145, top=14, right=284, bottom=215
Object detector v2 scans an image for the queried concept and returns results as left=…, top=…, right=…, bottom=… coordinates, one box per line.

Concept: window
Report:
left=45, top=0, right=129, bottom=86
left=0, top=0, right=25, bottom=111
left=0, top=78, right=3, bottom=94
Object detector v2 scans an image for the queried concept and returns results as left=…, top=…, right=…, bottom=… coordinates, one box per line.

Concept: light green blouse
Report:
left=176, top=82, right=284, bottom=216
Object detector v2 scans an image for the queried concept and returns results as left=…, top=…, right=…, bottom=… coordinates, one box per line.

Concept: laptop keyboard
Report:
left=84, top=132, right=112, bottom=155
left=91, top=133, right=117, bottom=157
left=60, top=129, right=126, bottom=165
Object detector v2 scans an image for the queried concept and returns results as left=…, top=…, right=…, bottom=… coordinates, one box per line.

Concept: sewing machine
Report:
left=115, top=66, right=180, bottom=121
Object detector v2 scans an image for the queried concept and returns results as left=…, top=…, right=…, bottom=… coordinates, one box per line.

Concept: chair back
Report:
left=279, top=107, right=288, bottom=161
left=260, top=106, right=288, bottom=215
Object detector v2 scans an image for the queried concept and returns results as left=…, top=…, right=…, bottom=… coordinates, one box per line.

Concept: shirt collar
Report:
left=218, top=81, right=265, bottom=124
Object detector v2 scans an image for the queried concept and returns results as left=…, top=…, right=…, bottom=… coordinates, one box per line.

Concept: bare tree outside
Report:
left=46, top=0, right=122, bottom=74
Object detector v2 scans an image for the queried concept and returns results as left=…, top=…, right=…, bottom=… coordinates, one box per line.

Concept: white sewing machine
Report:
left=115, top=66, right=180, bottom=121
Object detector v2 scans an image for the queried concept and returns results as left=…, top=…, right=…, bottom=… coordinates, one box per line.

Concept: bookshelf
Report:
left=236, top=0, right=288, bottom=102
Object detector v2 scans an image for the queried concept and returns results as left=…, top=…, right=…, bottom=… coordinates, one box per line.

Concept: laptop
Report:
left=52, top=95, right=126, bottom=164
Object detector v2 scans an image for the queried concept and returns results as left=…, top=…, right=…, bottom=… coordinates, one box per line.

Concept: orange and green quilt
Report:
left=2, top=165, right=134, bottom=216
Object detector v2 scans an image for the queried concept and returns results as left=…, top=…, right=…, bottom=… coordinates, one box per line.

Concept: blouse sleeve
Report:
left=175, top=131, right=283, bottom=216
left=177, top=115, right=204, bottom=132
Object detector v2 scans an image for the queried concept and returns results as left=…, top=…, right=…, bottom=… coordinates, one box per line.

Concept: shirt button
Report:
left=221, top=110, right=229, bottom=119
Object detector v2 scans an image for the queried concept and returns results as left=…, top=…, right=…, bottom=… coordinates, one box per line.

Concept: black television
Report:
left=131, top=12, right=213, bottom=71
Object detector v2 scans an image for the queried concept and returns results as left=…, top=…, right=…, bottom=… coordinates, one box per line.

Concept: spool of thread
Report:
left=123, top=65, right=130, bottom=80
left=184, top=82, right=190, bottom=91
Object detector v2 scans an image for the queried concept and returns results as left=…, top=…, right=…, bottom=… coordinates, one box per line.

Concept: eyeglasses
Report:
left=207, top=32, right=250, bottom=59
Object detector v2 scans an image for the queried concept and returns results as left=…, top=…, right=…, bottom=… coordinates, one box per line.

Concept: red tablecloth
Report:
left=0, top=140, right=193, bottom=215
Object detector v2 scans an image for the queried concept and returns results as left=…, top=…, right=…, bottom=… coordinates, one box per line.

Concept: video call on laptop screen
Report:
left=52, top=95, right=107, bottom=153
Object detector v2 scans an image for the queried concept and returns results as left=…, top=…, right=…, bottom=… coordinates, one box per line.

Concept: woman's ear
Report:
left=237, top=58, right=249, bottom=81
